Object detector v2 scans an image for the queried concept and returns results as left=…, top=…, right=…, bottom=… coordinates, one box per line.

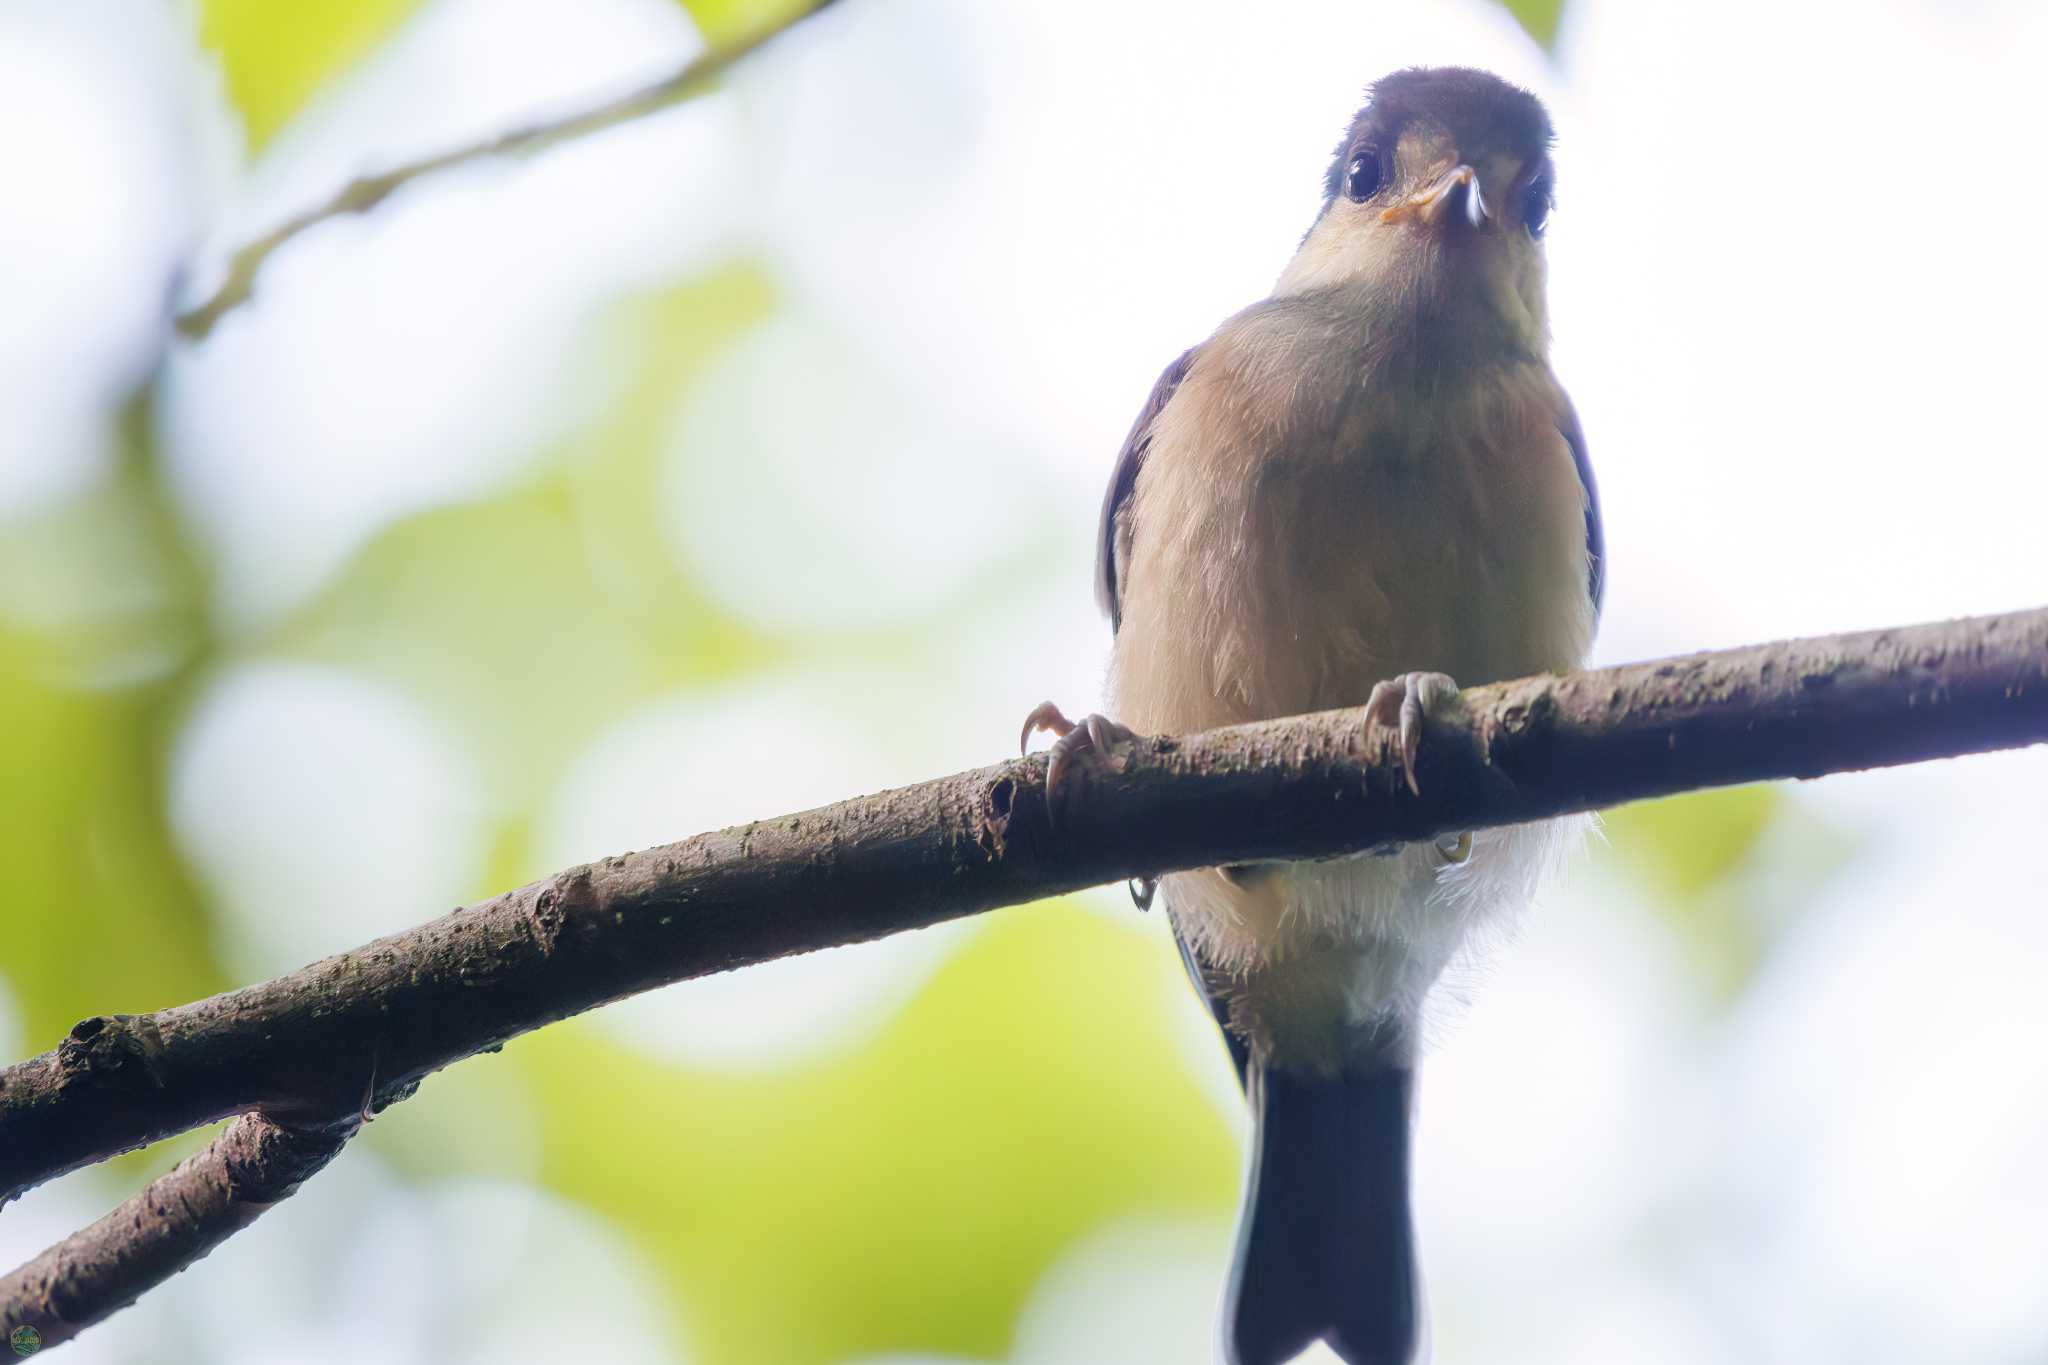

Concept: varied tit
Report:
left=1022, top=68, right=1603, bottom=1365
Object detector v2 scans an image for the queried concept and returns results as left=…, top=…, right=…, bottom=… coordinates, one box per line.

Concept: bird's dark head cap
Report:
left=1323, top=67, right=1553, bottom=203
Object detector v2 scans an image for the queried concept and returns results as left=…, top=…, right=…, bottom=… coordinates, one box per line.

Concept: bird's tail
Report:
left=1223, top=1060, right=1422, bottom=1365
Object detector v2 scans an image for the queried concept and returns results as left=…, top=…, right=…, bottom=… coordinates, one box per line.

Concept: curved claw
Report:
left=1035, top=710, right=1138, bottom=831
left=1365, top=671, right=1460, bottom=797
left=357, top=1044, right=381, bottom=1126
left=1128, top=876, right=1157, bottom=911
left=1019, top=699, right=1077, bottom=757
left=1043, top=724, right=1098, bottom=826
left=1082, top=713, right=1133, bottom=755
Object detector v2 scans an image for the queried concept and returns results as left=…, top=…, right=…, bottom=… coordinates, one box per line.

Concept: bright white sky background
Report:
left=3, top=0, right=2047, bottom=1361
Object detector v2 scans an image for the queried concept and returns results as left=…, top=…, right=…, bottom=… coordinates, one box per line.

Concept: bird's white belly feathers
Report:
left=1107, top=314, right=1594, bottom=1071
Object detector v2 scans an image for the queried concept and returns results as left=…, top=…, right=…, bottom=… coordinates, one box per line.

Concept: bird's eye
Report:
left=1345, top=154, right=1382, bottom=203
left=1522, top=177, right=1553, bottom=237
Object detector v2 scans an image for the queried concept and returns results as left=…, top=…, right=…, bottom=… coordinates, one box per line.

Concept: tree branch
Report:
left=172, top=0, right=843, bottom=341
left=4, top=605, right=2045, bottom=1345
left=0, top=1113, right=355, bottom=1353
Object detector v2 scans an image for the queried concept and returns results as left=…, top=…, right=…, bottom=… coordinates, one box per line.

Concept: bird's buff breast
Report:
left=1106, top=314, right=1594, bottom=1060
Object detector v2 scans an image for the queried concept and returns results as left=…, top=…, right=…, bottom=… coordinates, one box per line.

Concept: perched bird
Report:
left=1022, top=68, right=1604, bottom=1364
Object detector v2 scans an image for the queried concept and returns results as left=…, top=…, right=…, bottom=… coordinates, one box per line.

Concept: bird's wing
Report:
left=1096, top=347, right=1198, bottom=631
left=1556, top=391, right=1606, bottom=624
left=1172, top=913, right=1249, bottom=1085
left=1096, top=346, right=1246, bottom=1081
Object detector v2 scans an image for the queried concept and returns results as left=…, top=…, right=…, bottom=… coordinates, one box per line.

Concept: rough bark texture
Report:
left=0, top=1113, right=354, bottom=1350
left=5, top=606, right=2043, bottom=1212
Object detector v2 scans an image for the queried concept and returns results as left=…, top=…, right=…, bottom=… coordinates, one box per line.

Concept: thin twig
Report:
left=173, top=0, right=842, bottom=340
left=0, top=1114, right=356, bottom=1353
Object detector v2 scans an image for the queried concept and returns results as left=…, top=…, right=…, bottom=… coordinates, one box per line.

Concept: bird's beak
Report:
left=1380, top=164, right=1490, bottom=229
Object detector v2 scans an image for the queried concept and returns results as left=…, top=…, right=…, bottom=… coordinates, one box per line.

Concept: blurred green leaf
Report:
left=513, top=904, right=1237, bottom=1365
left=1500, top=0, right=1567, bottom=50
left=678, top=0, right=820, bottom=48
left=1608, top=784, right=1781, bottom=902
left=200, top=0, right=425, bottom=150
left=0, top=433, right=227, bottom=1053
left=1604, top=785, right=1855, bottom=1004
left=0, top=395, right=232, bottom=1182
left=0, top=631, right=226, bottom=1047
left=271, top=263, right=783, bottom=827
left=1604, top=787, right=1779, bottom=1000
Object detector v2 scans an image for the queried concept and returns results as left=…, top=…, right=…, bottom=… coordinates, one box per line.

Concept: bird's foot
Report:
left=1364, top=670, right=1460, bottom=798
left=1019, top=702, right=1155, bottom=910
left=1019, top=701, right=1142, bottom=826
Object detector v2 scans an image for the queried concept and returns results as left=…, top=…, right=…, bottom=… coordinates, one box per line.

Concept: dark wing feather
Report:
left=1557, top=393, right=1606, bottom=622
left=1096, top=348, right=1198, bottom=632
left=1172, top=916, right=1249, bottom=1087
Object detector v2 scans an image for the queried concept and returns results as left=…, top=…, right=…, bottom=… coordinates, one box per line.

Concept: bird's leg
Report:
left=1364, top=670, right=1474, bottom=863
left=1018, top=702, right=1149, bottom=905
left=1364, top=670, right=1460, bottom=798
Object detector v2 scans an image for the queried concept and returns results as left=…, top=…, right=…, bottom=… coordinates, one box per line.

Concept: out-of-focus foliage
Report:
left=0, top=623, right=225, bottom=1041
left=0, top=416, right=225, bottom=1046
left=197, top=0, right=821, bottom=160
left=679, top=0, right=821, bottom=48
left=1614, top=786, right=1779, bottom=899
left=509, top=907, right=1235, bottom=1365
left=1603, top=786, right=1856, bottom=1004
left=1502, top=0, right=1566, bottom=49
left=271, top=266, right=783, bottom=827
left=200, top=0, right=426, bottom=150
